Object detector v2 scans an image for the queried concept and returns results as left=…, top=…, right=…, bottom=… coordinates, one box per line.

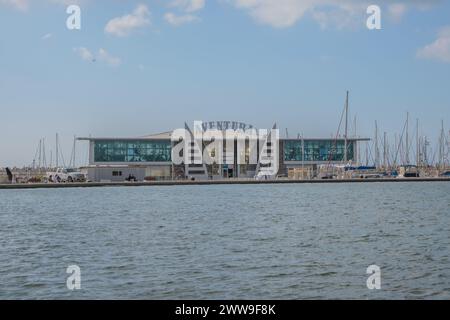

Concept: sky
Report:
left=0, top=0, right=449, bottom=167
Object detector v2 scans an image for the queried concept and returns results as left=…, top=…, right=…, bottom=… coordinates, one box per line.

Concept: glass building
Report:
left=283, top=139, right=355, bottom=162
left=78, top=127, right=367, bottom=182
left=93, top=140, right=171, bottom=163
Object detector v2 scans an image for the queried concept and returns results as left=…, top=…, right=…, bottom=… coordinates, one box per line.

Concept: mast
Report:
left=440, top=120, right=445, bottom=170
left=73, top=135, right=77, bottom=168
left=416, top=118, right=420, bottom=167
left=56, top=133, right=59, bottom=168
left=344, top=91, right=349, bottom=163
left=383, top=132, right=387, bottom=169
left=406, top=112, right=410, bottom=165
left=38, top=139, right=42, bottom=170
left=447, top=130, right=450, bottom=168
left=365, top=142, right=369, bottom=166
left=394, top=133, right=398, bottom=167
left=375, top=120, right=379, bottom=168
left=70, top=135, right=77, bottom=168
left=42, top=138, right=47, bottom=168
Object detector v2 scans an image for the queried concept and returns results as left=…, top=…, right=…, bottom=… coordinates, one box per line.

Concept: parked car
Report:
left=47, top=168, right=85, bottom=183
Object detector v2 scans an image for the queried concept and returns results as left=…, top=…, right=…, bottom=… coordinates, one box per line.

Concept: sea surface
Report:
left=0, top=182, right=449, bottom=299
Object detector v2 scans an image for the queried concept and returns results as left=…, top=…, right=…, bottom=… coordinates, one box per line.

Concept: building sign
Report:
left=197, top=121, right=254, bottom=132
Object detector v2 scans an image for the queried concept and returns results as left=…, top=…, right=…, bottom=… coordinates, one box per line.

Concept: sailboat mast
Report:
left=56, top=133, right=59, bottom=168
left=375, top=120, right=379, bottom=168
left=416, top=119, right=419, bottom=167
left=406, top=112, right=410, bottom=165
left=383, top=132, right=387, bottom=169
left=344, top=91, right=349, bottom=163
left=72, top=135, right=77, bottom=168
left=365, top=142, right=369, bottom=167
left=42, top=138, right=46, bottom=168
left=38, top=139, right=42, bottom=170
left=75, top=136, right=77, bottom=168
left=440, top=120, right=445, bottom=170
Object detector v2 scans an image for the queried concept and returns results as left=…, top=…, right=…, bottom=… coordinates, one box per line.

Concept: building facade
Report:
left=79, top=123, right=367, bottom=182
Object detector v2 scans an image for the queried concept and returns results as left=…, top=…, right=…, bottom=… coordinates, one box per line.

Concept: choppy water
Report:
left=0, top=182, right=449, bottom=299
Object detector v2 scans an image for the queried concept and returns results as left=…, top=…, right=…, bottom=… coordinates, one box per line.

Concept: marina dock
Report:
left=1, top=177, right=450, bottom=189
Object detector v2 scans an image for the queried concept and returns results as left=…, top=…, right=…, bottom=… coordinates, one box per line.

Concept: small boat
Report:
left=440, top=171, right=450, bottom=177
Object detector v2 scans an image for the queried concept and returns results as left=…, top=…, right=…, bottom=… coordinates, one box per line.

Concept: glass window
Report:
left=284, top=140, right=354, bottom=162
left=94, top=140, right=172, bottom=163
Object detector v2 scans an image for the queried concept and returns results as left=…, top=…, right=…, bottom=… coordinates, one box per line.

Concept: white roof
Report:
left=78, top=131, right=172, bottom=141
left=139, top=131, right=172, bottom=139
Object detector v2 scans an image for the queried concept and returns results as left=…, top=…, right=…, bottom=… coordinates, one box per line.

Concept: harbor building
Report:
left=79, top=131, right=172, bottom=182
left=78, top=121, right=369, bottom=182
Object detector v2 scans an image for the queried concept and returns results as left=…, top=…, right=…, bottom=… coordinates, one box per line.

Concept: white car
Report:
left=47, top=168, right=85, bottom=183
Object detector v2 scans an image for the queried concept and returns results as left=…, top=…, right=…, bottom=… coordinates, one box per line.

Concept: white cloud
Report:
left=0, top=0, right=28, bottom=11
left=73, top=47, right=121, bottom=66
left=230, top=0, right=438, bottom=29
left=164, top=12, right=199, bottom=26
left=165, top=0, right=205, bottom=26
left=170, top=0, right=205, bottom=13
left=73, top=47, right=95, bottom=62
left=105, top=4, right=150, bottom=37
left=98, top=48, right=121, bottom=66
left=417, top=26, right=450, bottom=63
left=233, top=0, right=313, bottom=28
left=1, top=0, right=439, bottom=31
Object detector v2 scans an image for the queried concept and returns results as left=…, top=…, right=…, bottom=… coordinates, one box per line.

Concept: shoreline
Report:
left=1, top=177, right=450, bottom=189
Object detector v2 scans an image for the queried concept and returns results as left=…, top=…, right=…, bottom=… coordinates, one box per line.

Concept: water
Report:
left=0, top=182, right=449, bottom=299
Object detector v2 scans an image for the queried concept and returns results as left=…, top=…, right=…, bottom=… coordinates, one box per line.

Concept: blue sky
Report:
left=0, top=0, right=449, bottom=166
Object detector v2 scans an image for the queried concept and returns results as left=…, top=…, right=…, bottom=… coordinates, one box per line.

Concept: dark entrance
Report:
left=223, top=166, right=234, bottom=178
